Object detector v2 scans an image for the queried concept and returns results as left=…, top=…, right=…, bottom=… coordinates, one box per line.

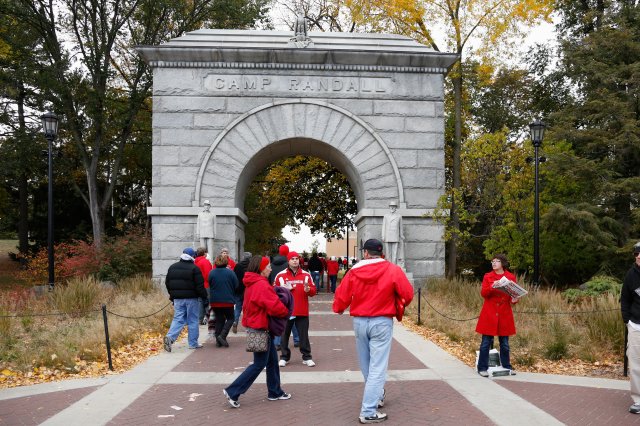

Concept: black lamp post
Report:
left=529, top=119, right=546, bottom=286
left=41, top=112, right=59, bottom=289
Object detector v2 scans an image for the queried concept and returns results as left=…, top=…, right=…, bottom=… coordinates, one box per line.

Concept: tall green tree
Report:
left=552, top=0, right=640, bottom=240
left=0, top=0, right=270, bottom=248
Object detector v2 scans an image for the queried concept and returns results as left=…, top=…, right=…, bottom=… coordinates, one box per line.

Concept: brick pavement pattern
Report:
left=1, top=293, right=638, bottom=425
left=0, top=386, right=99, bottom=425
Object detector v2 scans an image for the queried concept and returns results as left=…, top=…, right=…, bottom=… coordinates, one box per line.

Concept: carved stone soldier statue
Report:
left=196, top=200, right=216, bottom=257
left=382, top=201, right=404, bottom=265
left=288, top=12, right=314, bottom=48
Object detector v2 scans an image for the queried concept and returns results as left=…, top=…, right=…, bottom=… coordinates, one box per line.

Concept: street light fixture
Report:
left=529, top=119, right=546, bottom=286
left=41, top=111, right=59, bottom=289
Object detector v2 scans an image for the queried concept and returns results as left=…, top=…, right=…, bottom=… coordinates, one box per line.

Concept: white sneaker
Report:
left=278, top=359, right=287, bottom=367
left=302, top=359, right=316, bottom=367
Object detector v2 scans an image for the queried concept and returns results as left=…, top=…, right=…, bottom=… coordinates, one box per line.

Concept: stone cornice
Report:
left=147, top=207, right=248, bottom=223
left=136, top=47, right=459, bottom=75
left=146, top=61, right=451, bottom=74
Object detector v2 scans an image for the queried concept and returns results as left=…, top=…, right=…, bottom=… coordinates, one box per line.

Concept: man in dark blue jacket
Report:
left=164, top=247, right=208, bottom=352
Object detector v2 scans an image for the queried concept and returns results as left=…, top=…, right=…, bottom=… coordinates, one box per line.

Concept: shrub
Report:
left=98, top=231, right=151, bottom=282
left=49, top=276, right=104, bottom=316
left=562, top=275, right=621, bottom=304
left=116, top=275, right=155, bottom=294
left=16, top=230, right=152, bottom=285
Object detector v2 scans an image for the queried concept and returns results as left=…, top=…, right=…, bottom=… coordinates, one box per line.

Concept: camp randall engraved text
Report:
left=204, top=75, right=392, bottom=94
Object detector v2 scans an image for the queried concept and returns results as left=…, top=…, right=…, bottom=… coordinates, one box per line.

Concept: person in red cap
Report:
left=223, top=255, right=291, bottom=408
left=274, top=251, right=317, bottom=367
left=333, top=239, right=414, bottom=424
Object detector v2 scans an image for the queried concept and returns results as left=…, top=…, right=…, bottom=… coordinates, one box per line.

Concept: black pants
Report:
left=213, top=307, right=235, bottom=337
left=280, top=316, right=312, bottom=361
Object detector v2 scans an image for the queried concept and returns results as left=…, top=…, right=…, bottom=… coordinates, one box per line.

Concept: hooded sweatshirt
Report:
left=333, top=258, right=414, bottom=317
left=274, top=267, right=316, bottom=316
left=241, top=272, right=289, bottom=330
left=269, top=254, right=289, bottom=284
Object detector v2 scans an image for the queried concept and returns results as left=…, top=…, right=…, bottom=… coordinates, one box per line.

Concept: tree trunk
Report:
left=447, top=64, right=463, bottom=279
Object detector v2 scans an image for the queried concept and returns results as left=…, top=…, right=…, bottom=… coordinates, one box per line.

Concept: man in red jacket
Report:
left=274, top=251, right=317, bottom=367
left=194, top=247, right=213, bottom=325
left=333, top=239, right=414, bottom=424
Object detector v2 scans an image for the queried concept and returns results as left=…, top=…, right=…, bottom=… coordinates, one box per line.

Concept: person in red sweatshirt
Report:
left=274, top=251, right=317, bottom=367
left=194, top=247, right=212, bottom=325
left=326, top=256, right=340, bottom=293
left=223, top=255, right=291, bottom=408
left=333, top=239, right=414, bottom=424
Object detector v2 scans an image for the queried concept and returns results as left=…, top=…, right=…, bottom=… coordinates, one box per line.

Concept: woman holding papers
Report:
left=475, top=254, right=518, bottom=377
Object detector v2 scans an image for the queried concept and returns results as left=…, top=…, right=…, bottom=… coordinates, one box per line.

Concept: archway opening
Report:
left=243, top=154, right=357, bottom=257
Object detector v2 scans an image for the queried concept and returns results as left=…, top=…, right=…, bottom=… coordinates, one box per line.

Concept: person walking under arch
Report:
left=163, top=247, right=208, bottom=351
left=333, top=239, right=413, bottom=424
left=223, top=256, right=291, bottom=408
left=275, top=251, right=317, bottom=367
left=209, top=255, right=239, bottom=347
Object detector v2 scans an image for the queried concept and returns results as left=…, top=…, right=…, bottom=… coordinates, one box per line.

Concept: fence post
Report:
left=417, top=287, right=422, bottom=325
left=102, top=304, right=114, bottom=371
left=625, top=326, right=629, bottom=377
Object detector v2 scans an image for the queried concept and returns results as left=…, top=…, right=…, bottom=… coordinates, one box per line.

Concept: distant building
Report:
left=326, top=231, right=358, bottom=260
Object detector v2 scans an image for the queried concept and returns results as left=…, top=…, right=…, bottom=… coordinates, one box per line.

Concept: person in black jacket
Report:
left=209, top=255, right=240, bottom=347
left=308, top=252, right=324, bottom=289
left=232, top=252, right=252, bottom=334
left=164, top=247, right=208, bottom=352
left=622, top=242, right=640, bottom=414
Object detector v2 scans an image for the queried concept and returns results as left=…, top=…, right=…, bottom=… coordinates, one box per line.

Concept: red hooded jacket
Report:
left=194, top=256, right=212, bottom=289
left=241, top=272, right=289, bottom=330
left=333, top=258, right=414, bottom=318
left=475, top=270, right=518, bottom=336
left=274, top=267, right=316, bottom=316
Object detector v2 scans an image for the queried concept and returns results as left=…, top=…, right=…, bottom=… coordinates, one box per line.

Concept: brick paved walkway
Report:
left=1, top=292, right=638, bottom=425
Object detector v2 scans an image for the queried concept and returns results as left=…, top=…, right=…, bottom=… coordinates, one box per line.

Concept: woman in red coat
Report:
left=475, top=253, right=518, bottom=377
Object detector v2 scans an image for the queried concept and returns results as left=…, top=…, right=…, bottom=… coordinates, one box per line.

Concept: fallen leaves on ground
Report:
left=0, top=331, right=165, bottom=389
left=404, top=319, right=626, bottom=380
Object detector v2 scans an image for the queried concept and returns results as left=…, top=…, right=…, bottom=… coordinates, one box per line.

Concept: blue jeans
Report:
left=166, top=298, right=201, bottom=348
left=353, top=316, right=393, bottom=417
left=234, top=296, right=243, bottom=324
left=477, top=335, right=512, bottom=371
left=329, top=275, right=337, bottom=293
left=274, top=323, right=299, bottom=346
left=310, top=271, right=321, bottom=287
left=225, top=334, right=285, bottom=400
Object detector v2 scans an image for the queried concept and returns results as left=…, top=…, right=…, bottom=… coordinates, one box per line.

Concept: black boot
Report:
left=215, top=334, right=223, bottom=347
left=219, top=320, right=233, bottom=347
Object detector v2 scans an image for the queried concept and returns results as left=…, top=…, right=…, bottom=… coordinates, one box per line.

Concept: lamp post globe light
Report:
left=529, top=119, right=546, bottom=286
left=41, top=111, right=59, bottom=289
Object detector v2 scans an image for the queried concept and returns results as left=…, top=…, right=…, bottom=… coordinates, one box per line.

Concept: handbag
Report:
left=246, top=328, right=270, bottom=352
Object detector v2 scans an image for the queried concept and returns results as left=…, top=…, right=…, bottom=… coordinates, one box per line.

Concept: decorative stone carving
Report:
left=288, top=13, right=314, bottom=48
left=382, top=201, right=404, bottom=266
left=196, top=200, right=216, bottom=256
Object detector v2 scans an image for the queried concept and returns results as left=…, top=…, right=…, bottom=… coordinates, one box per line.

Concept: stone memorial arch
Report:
left=137, top=29, right=457, bottom=282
